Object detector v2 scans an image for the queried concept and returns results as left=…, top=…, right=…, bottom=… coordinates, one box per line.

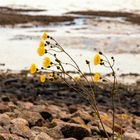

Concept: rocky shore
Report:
left=0, top=71, right=139, bottom=140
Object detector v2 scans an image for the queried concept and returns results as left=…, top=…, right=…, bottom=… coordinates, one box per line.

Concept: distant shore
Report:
left=68, top=10, right=140, bottom=25
left=0, top=7, right=75, bottom=26
left=0, top=6, right=140, bottom=26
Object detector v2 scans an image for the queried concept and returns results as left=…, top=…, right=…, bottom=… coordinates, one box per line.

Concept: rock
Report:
left=132, top=117, right=140, bottom=131
left=1, top=96, right=10, bottom=102
left=102, top=119, right=125, bottom=134
left=51, top=119, right=91, bottom=139
left=32, top=126, right=64, bottom=139
left=114, top=123, right=125, bottom=134
left=17, top=101, right=34, bottom=110
left=0, top=126, right=8, bottom=133
left=72, top=110, right=93, bottom=124
left=34, top=132, right=53, bottom=140
left=123, top=131, right=140, bottom=140
left=0, top=114, right=11, bottom=126
left=11, top=117, right=28, bottom=126
left=51, top=119, right=65, bottom=126
left=5, top=112, right=17, bottom=119
left=7, top=102, right=18, bottom=110
left=59, top=122, right=91, bottom=139
left=10, top=118, right=36, bottom=139
left=18, top=110, right=44, bottom=127
left=91, top=125, right=112, bottom=138
left=40, top=111, right=53, bottom=121
left=69, top=116, right=85, bottom=124
left=31, top=105, right=46, bottom=112
left=60, top=138, right=77, bottom=140
left=0, top=103, right=10, bottom=113
left=0, top=133, right=27, bottom=140
left=68, top=105, right=77, bottom=114
left=46, top=126, right=64, bottom=139
left=32, top=126, right=48, bottom=133
left=82, top=137, right=99, bottom=140
left=47, top=104, right=68, bottom=118
left=0, top=135, right=5, bottom=140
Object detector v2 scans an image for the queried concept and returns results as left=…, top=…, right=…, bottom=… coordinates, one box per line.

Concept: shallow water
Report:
left=0, top=22, right=140, bottom=75
left=0, top=1, right=140, bottom=76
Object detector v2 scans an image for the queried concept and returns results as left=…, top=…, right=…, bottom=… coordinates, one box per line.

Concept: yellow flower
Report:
left=42, top=32, right=48, bottom=40
left=94, top=53, right=101, bottom=65
left=40, top=74, right=46, bottom=83
left=37, top=46, right=45, bottom=56
left=48, top=73, right=53, bottom=78
left=93, top=73, right=100, bottom=81
left=30, top=64, right=37, bottom=74
left=43, top=57, right=51, bottom=68
left=121, top=114, right=129, bottom=120
left=73, top=74, right=81, bottom=81
left=39, top=40, right=45, bottom=48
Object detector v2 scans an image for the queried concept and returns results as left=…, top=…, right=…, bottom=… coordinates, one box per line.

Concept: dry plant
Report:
left=30, top=32, right=127, bottom=140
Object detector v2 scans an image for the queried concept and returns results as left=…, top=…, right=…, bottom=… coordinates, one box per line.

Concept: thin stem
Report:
left=103, top=54, right=116, bottom=140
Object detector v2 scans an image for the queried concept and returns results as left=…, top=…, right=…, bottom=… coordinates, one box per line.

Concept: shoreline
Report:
left=1, top=7, right=140, bottom=26
left=68, top=10, right=140, bottom=25
left=0, top=7, right=75, bottom=26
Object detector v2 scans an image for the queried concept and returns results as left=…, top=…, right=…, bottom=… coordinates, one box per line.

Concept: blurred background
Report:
left=0, top=0, right=140, bottom=83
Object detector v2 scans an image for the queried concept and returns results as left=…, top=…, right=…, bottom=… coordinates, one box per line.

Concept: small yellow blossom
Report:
left=37, top=46, right=45, bottom=56
left=73, top=74, right=81, bottom=81
left=93, top=73, right=100, bottom=81
left=94, top=53, right=101, bottom=65
left=39, top=40, right=45, bottom=48
left=48, top=73, right=53, bottom=78
left=30, top=64, right=37, bottom=74
left=40, top=74, right=46, bottom=83
left=43, top=57, right=51, bottom=68
left=42, top=32, right=48, bottom=40
left=48, top=72, right=55, bottom=80
left=121, top=114, right=129, bottom=120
